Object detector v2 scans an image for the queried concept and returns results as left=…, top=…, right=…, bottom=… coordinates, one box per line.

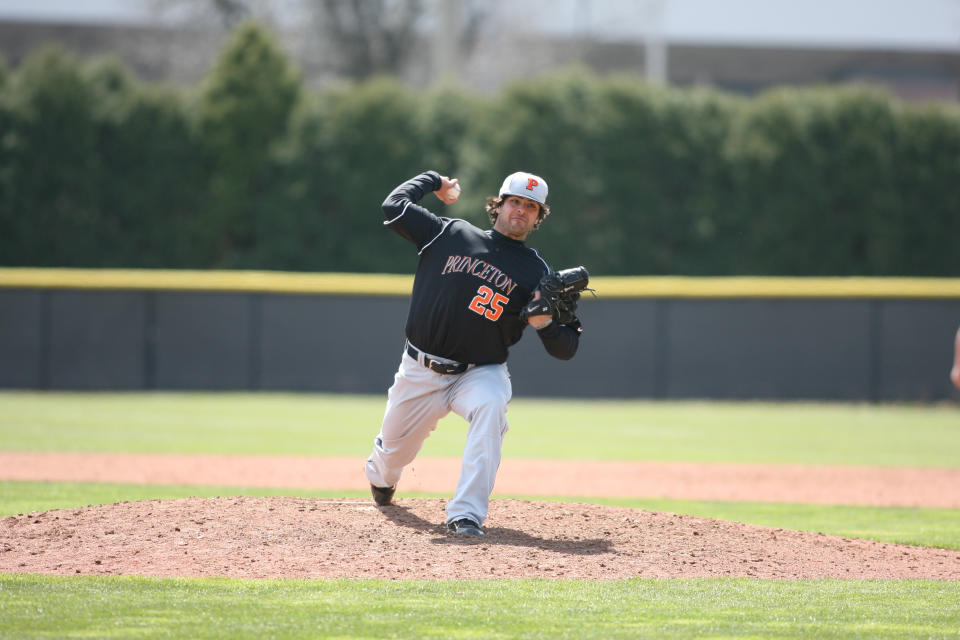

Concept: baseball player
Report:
left=952, top=325, right=960, bottom=390
left=365, top=170, right=583, bottom=536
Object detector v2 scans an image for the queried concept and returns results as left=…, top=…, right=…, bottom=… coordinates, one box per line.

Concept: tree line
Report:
left=1, top=22, right=958, bottom=275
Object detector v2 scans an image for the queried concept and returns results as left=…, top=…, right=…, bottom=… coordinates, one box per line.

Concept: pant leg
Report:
left=365, top=352, right=452, bottom=489
left=444, top=363, right=512, bottom=526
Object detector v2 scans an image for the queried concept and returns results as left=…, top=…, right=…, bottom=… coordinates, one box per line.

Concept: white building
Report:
left=0, top=0, right=958, bottom=101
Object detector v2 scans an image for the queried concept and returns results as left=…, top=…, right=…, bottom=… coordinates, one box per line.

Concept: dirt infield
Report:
left=2, top=453, right=959, bottom=580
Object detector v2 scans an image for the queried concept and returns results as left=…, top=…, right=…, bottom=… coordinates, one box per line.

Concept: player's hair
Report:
left=485, top=196, right=551, bottom=230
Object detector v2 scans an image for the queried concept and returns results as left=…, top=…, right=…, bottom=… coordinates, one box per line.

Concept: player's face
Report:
left=494, top=195, right=541, bottom=240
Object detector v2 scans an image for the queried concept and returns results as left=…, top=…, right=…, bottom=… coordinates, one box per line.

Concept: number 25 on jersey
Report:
left=468, top=285, right=508, bottom=321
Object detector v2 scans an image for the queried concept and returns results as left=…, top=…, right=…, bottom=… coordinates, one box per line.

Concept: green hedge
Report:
left=1, top=22, right=958, bottom=276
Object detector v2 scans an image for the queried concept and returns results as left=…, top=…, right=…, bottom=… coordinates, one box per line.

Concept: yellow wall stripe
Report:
left=0, top=268, right=413, bottom=296
left=590, top=275, right=960, bottom=299
left=1, top=268, right=959, bottom=298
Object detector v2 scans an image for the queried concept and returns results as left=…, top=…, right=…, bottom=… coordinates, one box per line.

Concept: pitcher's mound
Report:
left=2, top=497, right=959, bottom=580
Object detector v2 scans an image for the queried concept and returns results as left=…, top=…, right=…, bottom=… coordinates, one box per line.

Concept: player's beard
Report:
left=503, top=215, right=534, bottom=240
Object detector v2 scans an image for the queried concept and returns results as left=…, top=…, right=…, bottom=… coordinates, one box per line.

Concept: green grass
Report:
left=2, top=392, right=959, bottom=639
left=4, top=481, right=960, bottom=550
left=0, top=480, right=363, bottom=517
left=2, top=574, right=958, bottom=639
left=2, top=391, right=959, bottom=466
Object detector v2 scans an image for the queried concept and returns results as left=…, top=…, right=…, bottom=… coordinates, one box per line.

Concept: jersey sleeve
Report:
left=535, top=318, right=581, bottom=360
left=382, top=171, right=447, bottom=250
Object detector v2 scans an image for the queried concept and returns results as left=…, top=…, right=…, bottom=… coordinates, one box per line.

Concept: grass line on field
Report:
left=1, top=574, right=958, bottom=640
left=1, top=392, right=959, bottom=467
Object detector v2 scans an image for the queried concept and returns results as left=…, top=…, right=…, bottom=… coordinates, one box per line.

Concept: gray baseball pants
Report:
left=365, top=345, right=512, bottom=527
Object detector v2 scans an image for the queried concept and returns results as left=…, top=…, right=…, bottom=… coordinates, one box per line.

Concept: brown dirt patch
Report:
left=3, top=497, right=959, bottom=580
left=2, top=452, right=959, bottom=580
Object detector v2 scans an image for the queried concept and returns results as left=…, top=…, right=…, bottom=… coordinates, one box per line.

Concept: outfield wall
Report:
left=2, top=269, right=959, bottom=401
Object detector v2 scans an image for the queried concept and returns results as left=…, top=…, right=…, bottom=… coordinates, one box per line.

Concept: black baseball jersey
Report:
left=383, top=171, right=580, bottom=365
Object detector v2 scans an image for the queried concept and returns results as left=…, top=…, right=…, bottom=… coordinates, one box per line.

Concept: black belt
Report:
left=406, top=343, right=469, bottom=375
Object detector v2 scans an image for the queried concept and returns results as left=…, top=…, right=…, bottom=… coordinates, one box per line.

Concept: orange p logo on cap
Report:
left=499, top=171, right=548, bottom=205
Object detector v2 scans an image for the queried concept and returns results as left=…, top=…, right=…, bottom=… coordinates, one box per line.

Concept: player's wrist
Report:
left=531, top=317, right=553, bottom=330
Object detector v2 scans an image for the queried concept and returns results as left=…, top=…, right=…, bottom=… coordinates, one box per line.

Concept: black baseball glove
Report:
left=520, top=267, right=589, bottom=327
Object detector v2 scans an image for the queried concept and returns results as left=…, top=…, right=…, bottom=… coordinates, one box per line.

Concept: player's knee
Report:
left=473, top=389, right=508, bottom=413
left=466, top=395, right=507, bottom=426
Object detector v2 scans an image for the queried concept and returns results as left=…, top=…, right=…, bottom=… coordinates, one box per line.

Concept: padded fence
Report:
left=2, top=269, right=959, bottom=401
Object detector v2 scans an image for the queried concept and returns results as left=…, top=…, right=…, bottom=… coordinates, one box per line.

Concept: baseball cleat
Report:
left=370, top=484, right=396, bottom=506
left=447, top=518, right=484, bottom=536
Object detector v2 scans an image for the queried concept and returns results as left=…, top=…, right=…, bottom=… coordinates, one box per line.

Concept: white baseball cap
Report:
left=499, top=171, right=548, bottom=205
